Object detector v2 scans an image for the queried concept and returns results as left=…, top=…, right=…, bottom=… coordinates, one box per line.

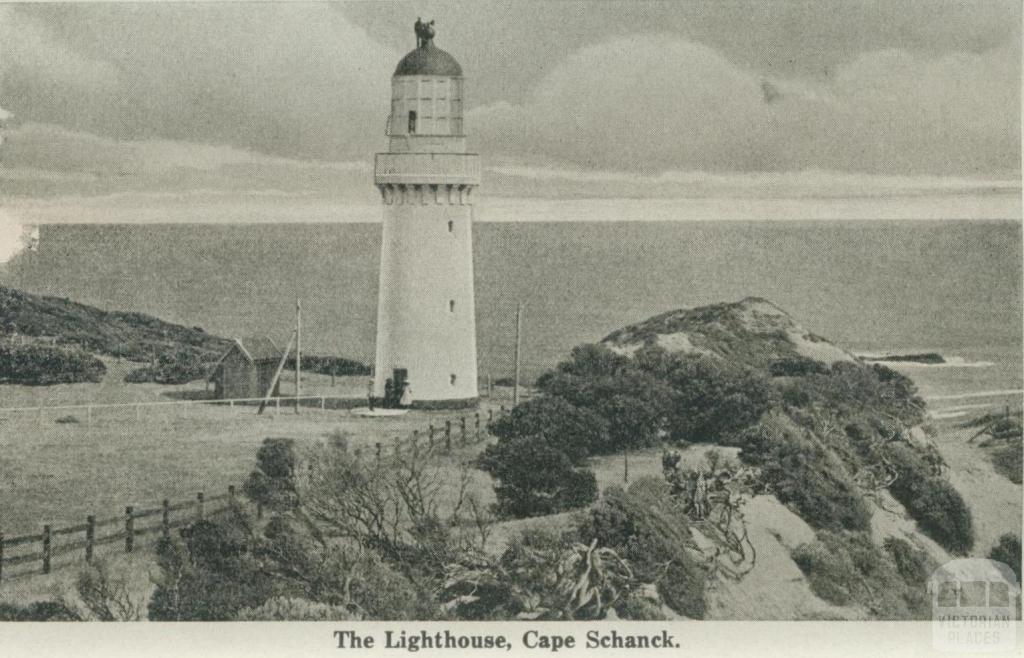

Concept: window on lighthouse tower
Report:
left=408, top=111, right=417, bottom=134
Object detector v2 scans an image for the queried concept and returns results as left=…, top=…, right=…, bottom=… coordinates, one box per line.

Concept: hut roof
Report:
left=234, top=336, right=282, bottom=363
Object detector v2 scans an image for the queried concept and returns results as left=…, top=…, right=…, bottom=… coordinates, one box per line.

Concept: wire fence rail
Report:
left=0, top=404, right=513, bottom=585
left=0, top=375, right=510, bottom=428
left=0, top=394, right=368, bottom=428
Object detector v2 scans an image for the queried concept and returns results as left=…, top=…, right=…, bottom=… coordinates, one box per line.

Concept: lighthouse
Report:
left=373, top=20, right=480, bottom=407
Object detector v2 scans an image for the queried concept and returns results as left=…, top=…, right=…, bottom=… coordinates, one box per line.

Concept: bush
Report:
left=124, top=349, right=209, bottom=384
left=0, top=343, right=105, bottom=385
left=989, top=534, right=1021, bottom=584
left=0, top=600, right=82, bottom=621
left=243, top=438, right=299, bottom=512
left=477, top=435, right=597, bottom=519
left=635, top=348, right=775, bottom=445
left=488, top=396, right=610, bottom=463
left=236, top=597, right=359, bottom=621
left=739, top=418, right=872, bottom=532
left=784, top=361, right=925, bottom=427
left=286, top=355, right=370, bottom=377
left=768, top=356, right=830, bottom=377
left=885, top=443, right=974, bottom=554
left=793, top=531, right=929, bottom=619
left=578, top=480, right=708, bottom=619
left=148, top=512, right=276, bottom=620
left=538, top=344, right=673, bottom=453
left=884, top=537, right=930, bottom=586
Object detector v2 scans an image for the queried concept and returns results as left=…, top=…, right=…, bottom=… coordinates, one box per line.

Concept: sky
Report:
left=0, top=0, right=1021, bottom=252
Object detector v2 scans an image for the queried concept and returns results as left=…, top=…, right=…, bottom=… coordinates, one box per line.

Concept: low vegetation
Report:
left=792, top=530, right=932, bottom=619
left=988, top=534, right=1021, bottom=584
left=123, top=349, right=214, bottom=385
left=0, top=285, right=229, bottom=361
left=0, top=342, right=106, bottom=385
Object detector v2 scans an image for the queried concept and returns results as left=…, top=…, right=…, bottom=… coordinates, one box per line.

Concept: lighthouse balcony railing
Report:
left=374, top=152, right=481, bottom=186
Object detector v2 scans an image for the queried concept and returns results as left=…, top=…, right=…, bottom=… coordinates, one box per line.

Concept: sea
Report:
left=4, top=219, right=1022, bottom=416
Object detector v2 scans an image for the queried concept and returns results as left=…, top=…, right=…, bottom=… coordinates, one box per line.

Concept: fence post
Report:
left=196, top=492, right=205, bottom=520
left=275, top=397, right=280, bottom=417
left=375, top=442, right=382, bottom=465
left=0, top=528, right=4, bottom=582
left=320, top=396, right=326, bottom=414
left=488, top=408, right=493, bottom=423
left=124, top=507, right=134, bottom=553
left=228, top=485, right=236, bottom=507
left=460, top=416, right=467, bottom=443
left=161, top=499, right=171, bottom=538
left=393, top=437, right=401, bottom=463
left=475, top=412, right=481, bottom=439
left=85, top=515, right=95, bottom=562
left=42, top=525, right=51, bottom=574
left=445, top=420, right=452, bottom=452
left=229, top=399, right=234, bottom=410
left=412, top=430, right=419, bottom=458
left=428, top=425, right=434, bottom=451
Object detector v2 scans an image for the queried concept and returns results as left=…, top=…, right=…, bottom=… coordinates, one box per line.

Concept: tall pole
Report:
left=295, top=298, right=301, bottom=414
left=513, top=302, right=523, bottom=407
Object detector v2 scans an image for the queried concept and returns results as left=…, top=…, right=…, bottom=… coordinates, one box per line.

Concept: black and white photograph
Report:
left=0, top=1, right=1020, bottom=655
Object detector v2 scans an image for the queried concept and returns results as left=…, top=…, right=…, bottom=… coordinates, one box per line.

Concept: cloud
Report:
left=0, top=122, right=374, bottom=200
left=0, top=4, right=395, bottom=160
left=468, top=33, right=1020, bottom=176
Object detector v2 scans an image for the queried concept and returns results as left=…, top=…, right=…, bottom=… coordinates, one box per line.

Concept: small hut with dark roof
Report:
left=210, top=336, right=283, bottom=400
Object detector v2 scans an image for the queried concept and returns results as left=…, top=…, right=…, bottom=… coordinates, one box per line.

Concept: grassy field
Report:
left=0, top=361, right=516, bottom=538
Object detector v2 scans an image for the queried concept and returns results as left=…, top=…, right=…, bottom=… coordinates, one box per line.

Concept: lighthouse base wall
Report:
left=373, top=188, right=479, bottom=404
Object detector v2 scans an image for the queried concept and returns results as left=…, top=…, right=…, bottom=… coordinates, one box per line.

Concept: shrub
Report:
left=148, top=512, right=276, bottom=621
left=768, top=356, right=830, bottom=377
left=488, top=396, right=610, bottom=463
left=286, top=355, right=370, bottom=377
left=793, top=531, right=929, bottom=619
left=990, top=441, right=1022, bottom=484
left=446, top=526, right=634, bottom=620
left=76, top=561, right=144, bottom=621
left=124, top=349, right=209, bottom=384
left=784, top=361, right=925, bottom=427
left=538, top=344, right=673, bottom=453
left=0, top=600, right=82, bottom=621
left=236, top=597, right=360, bottom=621
left=635, top=348, right=775, bottom=445
left=0, top=343, right=105, bottom=385
left=884, top=537, right=930, bottom=586
left=578, top=480, right=708, bottom=619
left=989, top=534, right=1022, bottom=584
left=243, top=438, right=299, bottom=512
left=477, top=435, right=597, bottom=519
left=885, top=443, right=974, bottom=554
left=739, top=418, right=872, bottom=532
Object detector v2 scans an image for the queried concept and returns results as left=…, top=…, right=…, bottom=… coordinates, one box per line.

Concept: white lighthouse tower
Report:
left=373, top=20, right=480, bottom=407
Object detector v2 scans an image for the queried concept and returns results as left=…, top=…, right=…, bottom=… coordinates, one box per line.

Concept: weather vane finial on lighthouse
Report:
left=414, top=18, right=435, bottom=48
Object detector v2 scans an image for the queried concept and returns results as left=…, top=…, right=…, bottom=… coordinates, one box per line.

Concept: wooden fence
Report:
left=0, top=486, right=242, bottom=584
left=0, top=404, right=513, bottom=585
left=355, top=405, right=510, bottom=467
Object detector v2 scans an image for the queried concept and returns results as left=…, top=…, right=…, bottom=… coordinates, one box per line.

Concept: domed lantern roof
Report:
left=394, top=19, right=463, bottom=77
